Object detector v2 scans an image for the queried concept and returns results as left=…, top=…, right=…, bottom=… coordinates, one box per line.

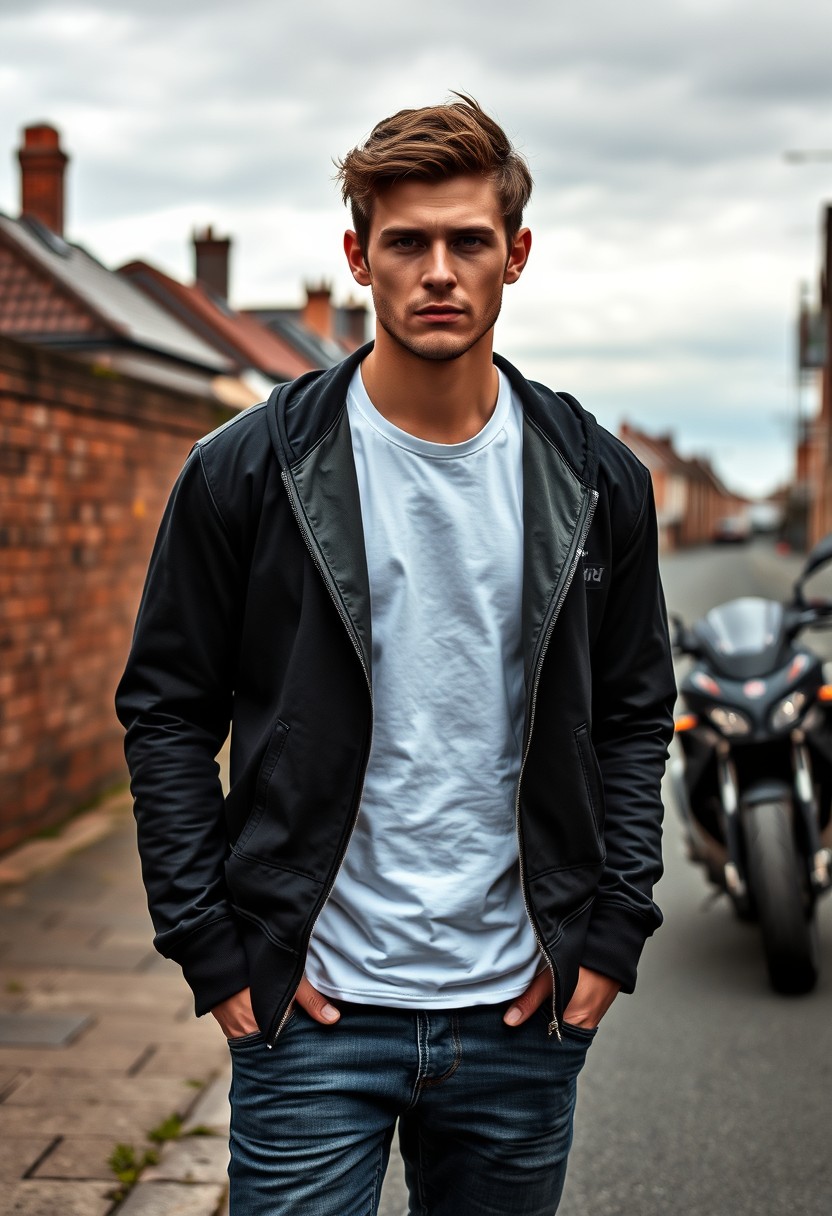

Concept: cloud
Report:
left=1, top=0, right=830, bottom=495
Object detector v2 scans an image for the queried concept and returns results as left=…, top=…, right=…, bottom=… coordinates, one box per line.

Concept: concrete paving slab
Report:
left=116, top=1181, right=225, bottom=1216
left=0, top=842, right=71, bottom=885
left=2, top=1179, right=115, bottom=1215
left=0, top=1011, right=91, bottom=1046
left=0, top=1044, right=144, bottom=1072
left=0, top=995, right=28, bottom=1015
left=30, top=1134, right=121, bottom=1181
left=17, top=971, right=188, bottom=1015
left=0, top=796, right=235, bottom=1213
left=142, top=1137, right=229, bottom=1185
left=1, top=938, right=155, bottom=970
left=137, top=1044, right=229, bottom=1079
left=0, top=1066, right=25, bottom=1099
left=182, top=1074, right=230, bottom=1136
left=6, top=1073, right=193, bottom=1108
left=139, top=954, right=183, bottom=976
left=85, top=1013, right=221, bottom=1046
left=16, top=868, right=110, bottom=908
left=0, top=1136, right=57, bottom=1181
left=0, top=1102, right=180, bottom=1139
left=0, top=904, right=52, bottom=928
left=57, top=911, right=155, bottom=933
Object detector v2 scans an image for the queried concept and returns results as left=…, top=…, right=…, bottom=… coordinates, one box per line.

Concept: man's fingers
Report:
left=211, top=987, right=259, bottom=1038
left=294, top=975, right=340, bottom=1024
left=562, top=966, right=620, bottom=1029
left=503, top=968, right=553, bottom=1027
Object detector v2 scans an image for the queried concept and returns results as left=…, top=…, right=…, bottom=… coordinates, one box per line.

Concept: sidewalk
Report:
left=0, top=795, right=232, bottom=1216
left=0, top=797, right=409, bottom=1216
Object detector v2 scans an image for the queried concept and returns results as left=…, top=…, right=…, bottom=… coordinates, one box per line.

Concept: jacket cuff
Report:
left=167, top=916, right=250, bottom=1017
left=580, top=900, right=660, bottom=994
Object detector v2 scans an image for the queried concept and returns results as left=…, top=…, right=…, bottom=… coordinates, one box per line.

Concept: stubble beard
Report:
left=372, top=289, right=504, bottom=363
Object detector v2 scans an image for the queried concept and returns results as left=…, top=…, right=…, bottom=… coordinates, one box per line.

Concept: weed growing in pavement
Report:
left=106, top=1080, right=221, bottom=1199
left=107, top=1142, right=159, bottom=1201
left=148, top=1113, right=183, bottom=1143
left=5, top=980, right=24, bottom=994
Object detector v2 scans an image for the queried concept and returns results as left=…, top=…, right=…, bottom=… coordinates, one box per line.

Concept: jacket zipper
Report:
left=515, top=487, right=599, bottom=1041
left=276, top=468, right=598, bottom=1046
left=267, top=469, right=374, bottom=1047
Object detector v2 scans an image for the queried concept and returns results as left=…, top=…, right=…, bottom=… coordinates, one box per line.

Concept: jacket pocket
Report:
left=574, top=723, right=605, bottom=857
left=234, top=718, right=290, bottom=854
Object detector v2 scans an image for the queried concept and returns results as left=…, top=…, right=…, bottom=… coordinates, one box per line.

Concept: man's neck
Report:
left=359, top=331, right=499, bottom=444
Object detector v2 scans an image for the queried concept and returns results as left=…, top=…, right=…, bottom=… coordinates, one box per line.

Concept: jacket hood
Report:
left=266, top=342, right=599, bottom=489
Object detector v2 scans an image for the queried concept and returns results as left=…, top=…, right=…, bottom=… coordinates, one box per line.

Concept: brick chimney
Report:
left=340, top=296, right=369, bottom=349
left=18, top=123, right=69, bottom=236
left=193, top=225, right=231, bottom=300
left=304, top=281, right=333, bottom=341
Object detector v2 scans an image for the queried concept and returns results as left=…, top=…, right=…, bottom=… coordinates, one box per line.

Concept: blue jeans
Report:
left=227, top=1000, right=596, bottom=1215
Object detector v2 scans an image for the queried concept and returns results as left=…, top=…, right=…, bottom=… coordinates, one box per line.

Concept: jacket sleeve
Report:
left=115, top=446, right=250, bottom=1016
left=582, top=475, right=676, bottom=992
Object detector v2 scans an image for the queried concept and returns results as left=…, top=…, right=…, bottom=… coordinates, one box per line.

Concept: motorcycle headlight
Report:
left=706, top=707, right=752, bottom=736
left=770, top=691, right=807, bottom=731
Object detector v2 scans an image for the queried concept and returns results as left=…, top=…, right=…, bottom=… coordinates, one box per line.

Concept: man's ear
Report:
left=503, top=227, right=532, bottom=285
left=344, top=231, right=371, bottom=286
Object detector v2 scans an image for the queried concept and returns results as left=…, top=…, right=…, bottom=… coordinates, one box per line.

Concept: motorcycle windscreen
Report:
left=694, top=597, right=786, bottom=677
left=699, top=597, right=783, bottom=654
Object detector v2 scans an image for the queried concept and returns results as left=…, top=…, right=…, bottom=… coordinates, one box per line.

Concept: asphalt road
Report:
left=380, top=539, right=832, bottom=1215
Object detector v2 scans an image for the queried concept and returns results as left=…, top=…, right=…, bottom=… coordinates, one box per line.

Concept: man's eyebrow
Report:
left=378, top=224, right=499, bottom=239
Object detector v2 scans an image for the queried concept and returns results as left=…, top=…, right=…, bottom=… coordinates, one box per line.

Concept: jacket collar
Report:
left=268, top=343, right=598, bottom=490
left=267, top=347, right=598, bottom=685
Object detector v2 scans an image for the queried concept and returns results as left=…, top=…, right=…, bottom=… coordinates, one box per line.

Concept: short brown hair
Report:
left=336, top=93, right=533, bottom=253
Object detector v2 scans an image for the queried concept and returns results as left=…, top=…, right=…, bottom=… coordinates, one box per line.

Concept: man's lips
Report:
left=415, top=305, right=464, bottom=322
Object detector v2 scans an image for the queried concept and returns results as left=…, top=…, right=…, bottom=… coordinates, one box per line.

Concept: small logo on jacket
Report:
left=582, top=552, right=607, bottom=588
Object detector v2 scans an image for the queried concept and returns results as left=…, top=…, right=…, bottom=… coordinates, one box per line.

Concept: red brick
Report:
left=0, top=333, right=223, bottom=848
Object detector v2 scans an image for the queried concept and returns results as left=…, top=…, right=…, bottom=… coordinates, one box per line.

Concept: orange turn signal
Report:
left=818, top=685, right=832, bottom=702
left=674, top=713, right=699, bottom=732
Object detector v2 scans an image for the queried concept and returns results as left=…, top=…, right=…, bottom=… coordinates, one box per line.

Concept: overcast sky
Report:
left=2, top=0, right=832, bottom=496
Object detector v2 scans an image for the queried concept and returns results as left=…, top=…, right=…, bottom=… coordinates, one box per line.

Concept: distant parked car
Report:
left=712, top=515, right=751, bottom=544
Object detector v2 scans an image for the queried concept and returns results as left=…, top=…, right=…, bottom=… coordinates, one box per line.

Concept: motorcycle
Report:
left=670, top=533, right=832, bottom=994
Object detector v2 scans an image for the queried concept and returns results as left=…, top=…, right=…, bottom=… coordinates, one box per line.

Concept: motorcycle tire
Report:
left=744, top=798, right=819, bottom=995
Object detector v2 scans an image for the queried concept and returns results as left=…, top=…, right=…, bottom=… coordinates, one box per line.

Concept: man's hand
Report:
left=293, top=974, right=341, bottom=1024
left=503, top=967, right=553, bottom=1026
left=212, top=976, right=340, bottom=1039
left=562, top=967, right=620, bottom=1029
left=503, top=965, right=620, bottom=1029
left=211, top=987, right=259, bottom=1039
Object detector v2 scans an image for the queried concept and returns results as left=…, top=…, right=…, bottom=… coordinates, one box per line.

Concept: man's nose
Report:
left=422, top=243, right=457, bottom=290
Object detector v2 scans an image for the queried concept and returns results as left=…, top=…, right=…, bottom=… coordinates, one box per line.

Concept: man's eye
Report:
left=458, top=236, right=483, bottom=248
left=394, top=238, right=417, bottom=249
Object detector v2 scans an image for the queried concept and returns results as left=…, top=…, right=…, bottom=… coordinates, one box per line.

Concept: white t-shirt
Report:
left=305, top=365, right=540, bottom=1007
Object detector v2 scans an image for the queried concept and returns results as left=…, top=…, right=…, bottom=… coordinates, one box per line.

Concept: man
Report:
left=116, top=95, right=676, bottom=1215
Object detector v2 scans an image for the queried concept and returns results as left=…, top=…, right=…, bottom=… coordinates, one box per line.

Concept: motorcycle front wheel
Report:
left=745, top=798, right=819, bottom=995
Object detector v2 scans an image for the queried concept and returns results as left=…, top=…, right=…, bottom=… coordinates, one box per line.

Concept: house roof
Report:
left=244, top=308, right=347, bottom=369
left=619, top=422, right=691, bottom=475
left=119, top=261, right=317, bottom=382
left=620, top=421, right=745, bottom=502
left=0, top=213, right=229, bottom=374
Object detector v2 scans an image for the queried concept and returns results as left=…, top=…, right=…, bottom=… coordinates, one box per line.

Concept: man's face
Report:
left=344, top=174, right=530, bottom=362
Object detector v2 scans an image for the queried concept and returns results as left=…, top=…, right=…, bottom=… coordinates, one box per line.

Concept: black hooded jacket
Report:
left=115, top=344, right=676, bottom=1045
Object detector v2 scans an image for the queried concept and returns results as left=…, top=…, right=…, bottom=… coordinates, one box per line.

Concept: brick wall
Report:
left=0, top=335, right=231, bottom=852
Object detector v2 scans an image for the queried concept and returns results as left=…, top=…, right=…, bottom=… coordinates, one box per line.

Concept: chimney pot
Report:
left=18, top=122, right=69, bottom=236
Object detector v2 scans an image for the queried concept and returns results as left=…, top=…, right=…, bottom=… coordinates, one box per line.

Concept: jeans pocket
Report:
left=560, top=1020, right=598, bottom=1042
left=227, top=1029, right=266, bottom=1049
